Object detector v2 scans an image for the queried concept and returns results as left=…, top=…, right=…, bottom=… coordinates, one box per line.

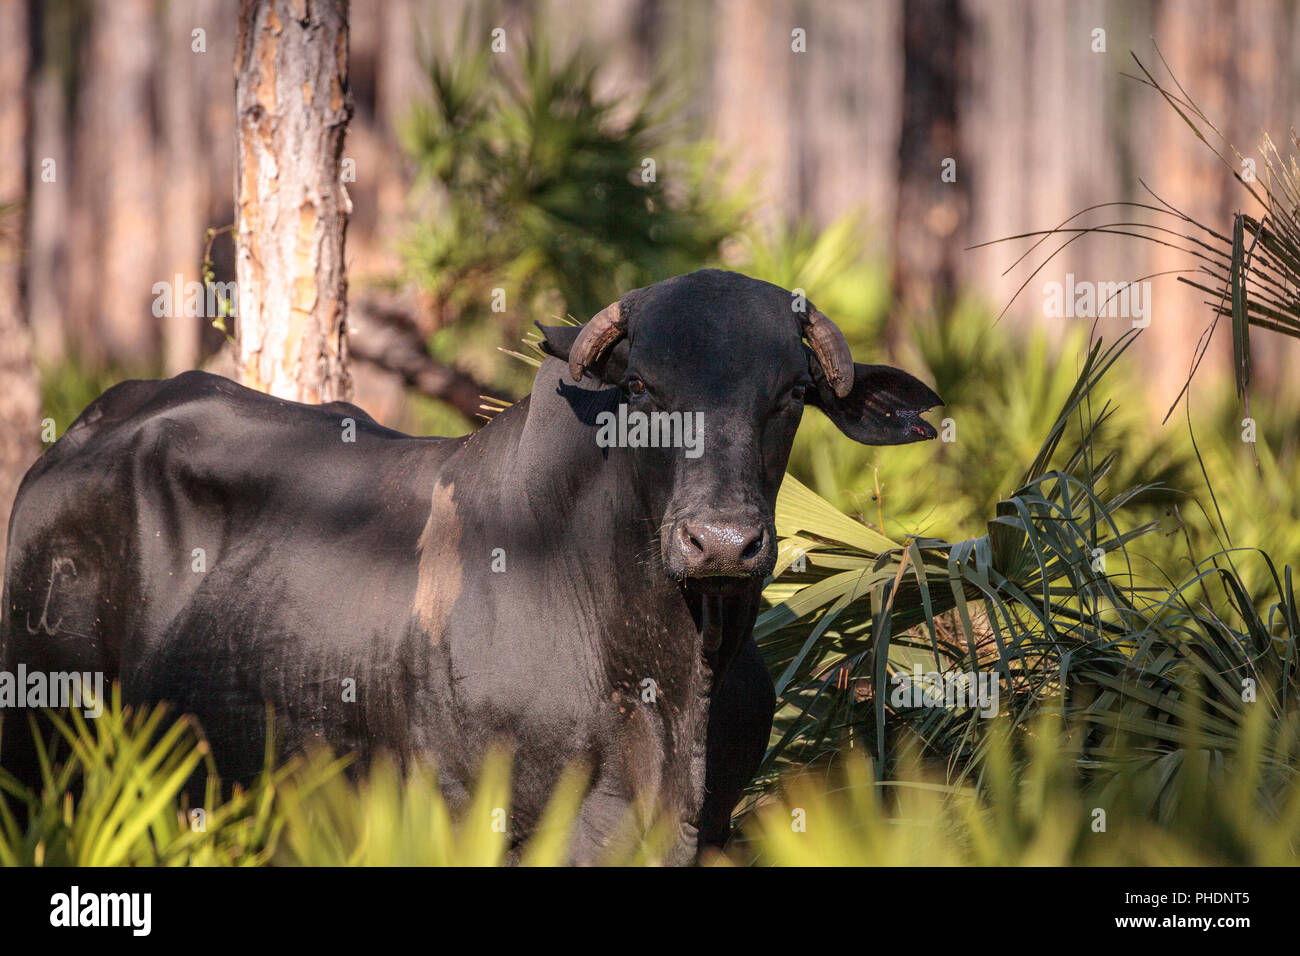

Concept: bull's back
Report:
left=2, top=371, right=454, bottom=780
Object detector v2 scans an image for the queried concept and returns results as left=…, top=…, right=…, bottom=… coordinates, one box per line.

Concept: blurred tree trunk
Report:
left=24, top=2, right=72, bottom=365
left=235, top=0, right=353, bottom=403
left=0, top=0, right=41, bottom=571
left=162, top=0, right=215, bottom=375
left=69, top=0, right=159, bottom=366
left=1146, top=0, right=1265, bottom=402
left=891, top=0, right=968, bottom=321
left=713, top=0, right=793, bottom=229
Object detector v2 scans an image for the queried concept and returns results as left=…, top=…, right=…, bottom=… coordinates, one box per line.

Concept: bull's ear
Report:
left=536, top=322, right=582, bottom=360
left=534, top=322, right=628, bottom=383
left=807, top=356, right=943, bottom=446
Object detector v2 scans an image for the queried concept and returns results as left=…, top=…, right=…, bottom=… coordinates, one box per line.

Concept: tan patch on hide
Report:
left=415, top=479, right=462, bottom=645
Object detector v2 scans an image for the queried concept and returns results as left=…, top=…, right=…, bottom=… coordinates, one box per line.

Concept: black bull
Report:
left=0, top=269, right=940, bottom=863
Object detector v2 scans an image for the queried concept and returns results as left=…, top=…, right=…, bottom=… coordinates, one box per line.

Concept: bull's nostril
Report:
left=675, top=519, right=768, bottom=574
left=679, top=524, right=707, bottom=554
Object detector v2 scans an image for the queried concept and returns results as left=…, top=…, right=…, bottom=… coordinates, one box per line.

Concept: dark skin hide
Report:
left=0, top=269, right=940, bottom=863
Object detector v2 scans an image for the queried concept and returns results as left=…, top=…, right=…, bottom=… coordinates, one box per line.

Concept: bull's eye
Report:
left=625, top=376, right=647, bottom=396
left=790, top=384, right=807, bottom=402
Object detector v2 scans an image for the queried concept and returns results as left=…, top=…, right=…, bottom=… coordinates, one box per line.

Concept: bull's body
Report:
left=2, top=365, right=768, bottom=862
left=2, top=270, right=939, bottom=862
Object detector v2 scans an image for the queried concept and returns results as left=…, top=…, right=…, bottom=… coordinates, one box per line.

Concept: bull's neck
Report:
left=441, top=360, right=760, bottom=677
left=457, top=362, right=678, bottom=599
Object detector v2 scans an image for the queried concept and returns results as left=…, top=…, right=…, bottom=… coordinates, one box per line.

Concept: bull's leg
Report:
left=567, top=786, right=701, bottom=866
left=698, top=634, right=775, bottom=853
left=569, top=782, right=638, bottom=865
left=567, top=695, right=704, bottom=865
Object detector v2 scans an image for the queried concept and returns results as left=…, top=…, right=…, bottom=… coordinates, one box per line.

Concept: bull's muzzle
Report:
left=668, top=517, right=773, bottom=580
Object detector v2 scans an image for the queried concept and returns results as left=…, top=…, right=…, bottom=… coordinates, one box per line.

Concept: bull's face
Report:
left=539, top=269, right=941, bottom=590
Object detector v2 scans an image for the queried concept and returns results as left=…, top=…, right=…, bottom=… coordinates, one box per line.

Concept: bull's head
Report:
left=538, top=269, right=941, bottom=589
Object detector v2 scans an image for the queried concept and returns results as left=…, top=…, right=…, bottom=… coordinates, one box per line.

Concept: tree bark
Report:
left=235, top=0, right=353, bottom=403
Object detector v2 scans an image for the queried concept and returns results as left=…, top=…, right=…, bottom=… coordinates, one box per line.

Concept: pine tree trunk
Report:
left=235, top=0, right=353, bottom=403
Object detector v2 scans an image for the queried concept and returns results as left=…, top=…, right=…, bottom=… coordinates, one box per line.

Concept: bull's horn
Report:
left=569, top=300, right=627, bottom=382
left=803, top=309, right=855, bottom=398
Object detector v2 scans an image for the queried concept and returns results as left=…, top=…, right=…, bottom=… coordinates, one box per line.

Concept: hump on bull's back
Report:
left=414, top=480, right=462, bottom=645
